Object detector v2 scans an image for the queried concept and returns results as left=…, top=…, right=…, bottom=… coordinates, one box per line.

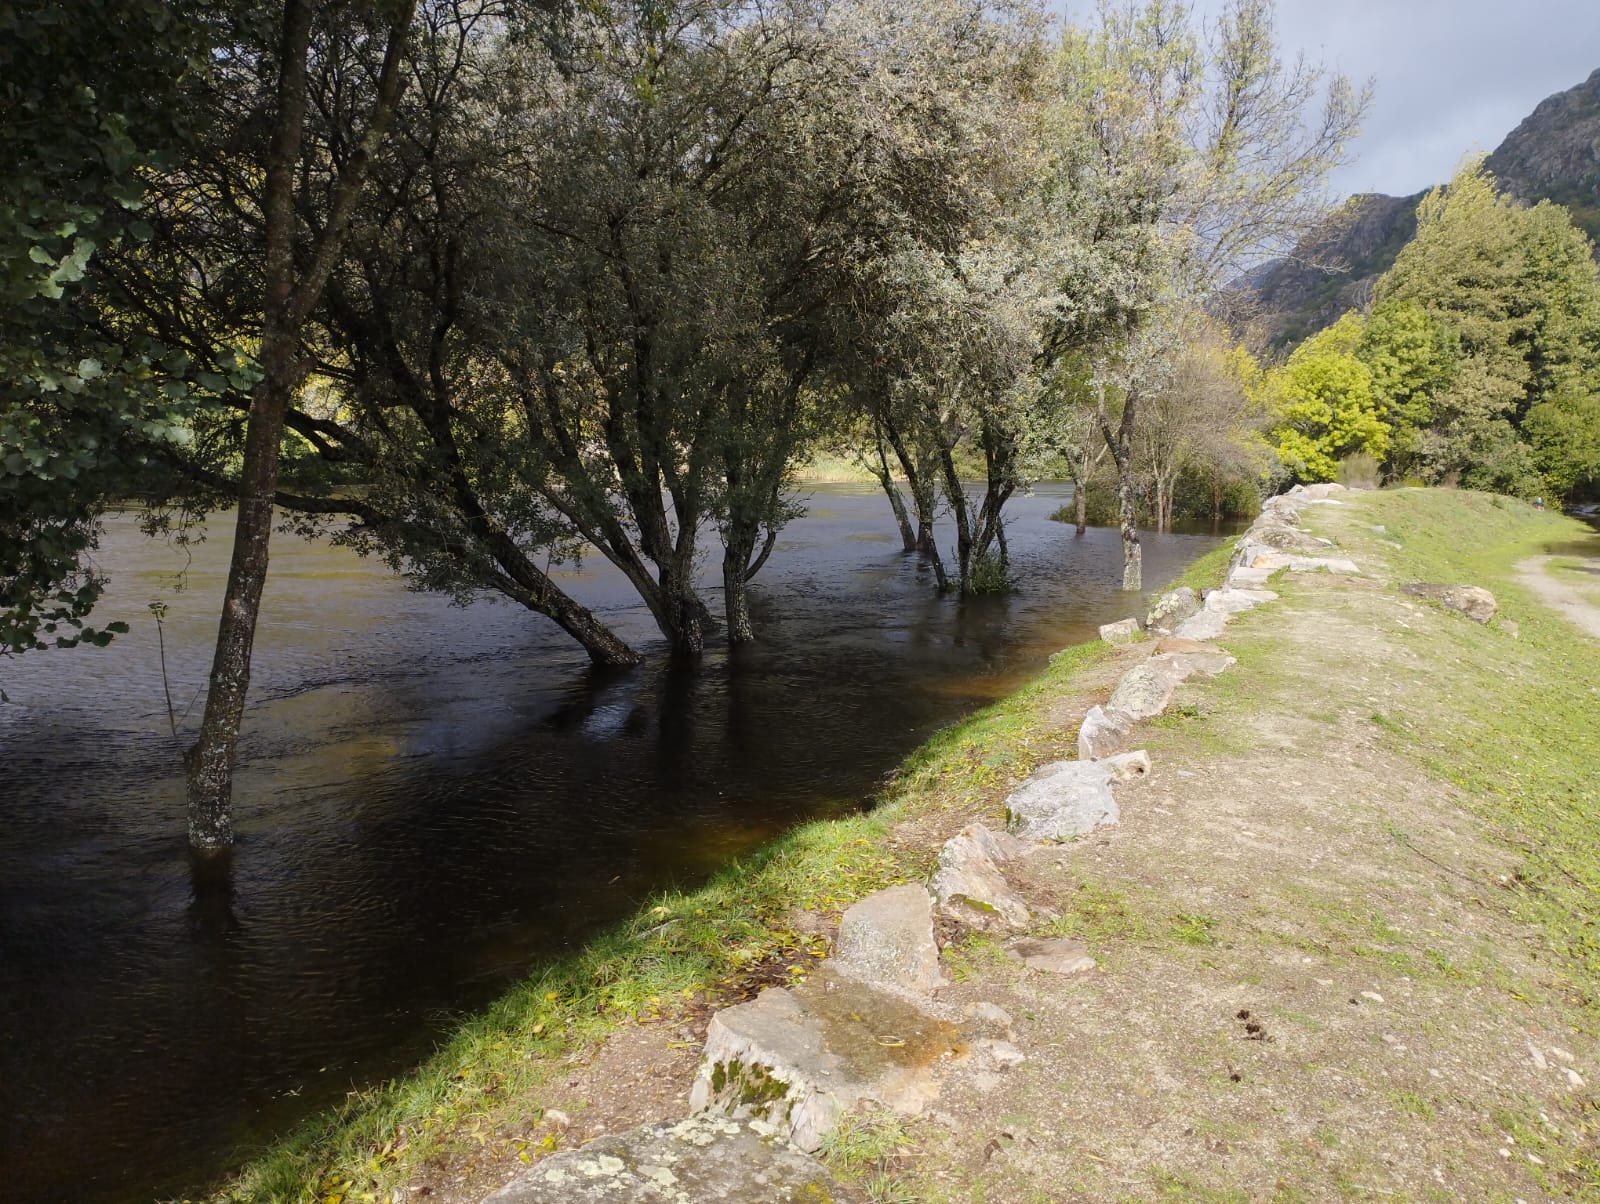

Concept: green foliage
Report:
left=0, top=0, right=213, bottom=658
left=1369, top=159, right=1600, bottom=498
left=1265, top=314, right=1391, bottom=481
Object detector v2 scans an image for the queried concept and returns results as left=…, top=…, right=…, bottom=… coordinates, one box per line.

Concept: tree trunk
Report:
left=185, top=1, right=413, bottom=851
left=1098, top=381, right=1142, bottom=592
left=662, top=566, right=707, bottom=658
left=882, top=417, right=949, bottom=591
left=872, top=425, right=916, bottom=552
left=184, top=0, right=316, bottom=853
left=1074, top=472, right=1088, bottom=534
left=1211, top=475, right=1222, bottom=524
left=1118, top=466, right=1142, bottom=591
left=723, top=554, right=754, bottom=645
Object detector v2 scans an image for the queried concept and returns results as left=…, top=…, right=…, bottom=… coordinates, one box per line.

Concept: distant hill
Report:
left=1242, top=67, right=1600, bottom=349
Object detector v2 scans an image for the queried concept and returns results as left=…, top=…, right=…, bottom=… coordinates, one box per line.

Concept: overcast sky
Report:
left=1063, top=1, right=1600, bottom=199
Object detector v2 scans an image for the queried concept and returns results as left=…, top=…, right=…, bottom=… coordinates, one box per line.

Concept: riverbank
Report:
left=203, top=487, right=1600, bottom=1203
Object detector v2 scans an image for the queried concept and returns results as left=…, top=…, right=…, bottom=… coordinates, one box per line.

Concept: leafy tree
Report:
left=1374, top=158, right=1600, bottom=496
left=0, top=0, right=213, bottom=664
left=1048, top=0, right=1366, bottom=588
left=1357, top=299, right=1458, bottom=476
left=1265, top=313, right=1388, bottom=481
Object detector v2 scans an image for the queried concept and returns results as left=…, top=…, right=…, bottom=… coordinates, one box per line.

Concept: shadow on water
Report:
left=0, top=484, right=1240, bottom=1201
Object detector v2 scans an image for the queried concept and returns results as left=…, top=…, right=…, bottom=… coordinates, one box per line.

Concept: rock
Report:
left=833, top=885, right=944, bottom=992
left=1203, top=587, right=1278, bottom=615
left=974, top=1038, right=1026, bottom=1070
left=1250, top=552, right=1360, bottom=574
left=483, top=1114, right=862, bottom=1203
left=1226, top=565, right=1274, bottom=589
left=1077, top=704, right=1128, bottom=760
left=1098, top=617, right=1143, bottom=645
left=1172, top=609, right=1228, bottom=642
left=1006, top=937, right=1096, bottom=976
left=1246, top=522, right=1336, bottom=552
left=930, top=825, right=1032, bottom=932
left=1003, top=752, right=1148, bottom=843
left=1286, top=482, right=1347, bottom=500
left=1499, top=619, right=1520, bottom=638
left=1150, top=648, right=1235, bottom=681
left=1259, top=498, right=1302, bottom=525
left=689, top=968, right=962, bottom=1152
left=962, top=1002, right=1014, bottom=1036
left=1105, top=659, right=1183, bottom=722
left=1145, top=586, right=1201, bottom=633
left=1400, top=583, right=1498, bottom=623
left=1155, top=637, right=1224, bottom=656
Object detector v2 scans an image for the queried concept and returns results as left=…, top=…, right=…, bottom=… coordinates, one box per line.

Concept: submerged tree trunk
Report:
left=185, top=1, right=413, bottom=851
left=1074, top=473, right=1088, bottom=534
left=870, top=425, right=916, bottom=552
left=1098, top=381, right=1142, bottom=592
left=882, top=417, right=949, bottom=591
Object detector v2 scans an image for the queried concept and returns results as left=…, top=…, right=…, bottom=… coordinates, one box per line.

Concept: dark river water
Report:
left=0, top=483, right=1237, bottom=1202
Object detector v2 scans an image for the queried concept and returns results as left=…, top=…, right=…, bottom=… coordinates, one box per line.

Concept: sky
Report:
left=1066, top=0, right=1600, bottom=200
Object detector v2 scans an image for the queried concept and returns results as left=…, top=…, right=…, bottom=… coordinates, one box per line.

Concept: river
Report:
left=0, top=483, right=1238, bottom=1202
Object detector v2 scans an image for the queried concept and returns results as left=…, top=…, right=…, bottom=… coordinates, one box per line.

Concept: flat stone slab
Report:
left=1246, top=523, right=1335, bottom=552
left=1401, top=582, right=1497, bottom=623
left=689, top=967, right=963, bottom=1152
left=482, top=1114, right=861, bottom=1203
left=1006, top=937, right=1096, bottom=976
left=1172, top=609, right=1228, bottom=641
left=1004, top=752, right=1148, bottom=842
left=1098, top=617, right=1142, bottom=645
left=1251, top=552, right=1360, bottom=574
left=931, top=825, right=1032, bottom=931
left=1227, top=565, right=1274, bottom=589
left=833, top=884, right=944, bottom=992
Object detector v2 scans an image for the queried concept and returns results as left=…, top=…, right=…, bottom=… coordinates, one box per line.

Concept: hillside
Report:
left=1246, top=67, right=1600, bottom=348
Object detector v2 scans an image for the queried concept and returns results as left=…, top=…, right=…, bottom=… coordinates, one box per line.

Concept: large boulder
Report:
left=1145, top=586, right=1201, bottom=634
left=688, top=968, right=961, bottom=1152
left=1105, top=659, right=1184, bottom=722
left=930, top=825, right=1033, bottom=931
left=482, top=1115, right=861, bottom=1203
left=1004, top=751, right=1149, bottom=842
left=1401, top=583, right=1498, bottom=624
left=833, top=885, right=944, bottom=992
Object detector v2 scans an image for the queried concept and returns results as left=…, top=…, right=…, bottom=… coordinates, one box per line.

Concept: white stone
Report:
left=1098, top=617, right=1143, bottom=645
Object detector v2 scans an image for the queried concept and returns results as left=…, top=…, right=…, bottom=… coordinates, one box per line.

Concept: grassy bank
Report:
left=201, top=489, right=1600, bottom=1202
left=200, top=642, right=1128, bottom=1203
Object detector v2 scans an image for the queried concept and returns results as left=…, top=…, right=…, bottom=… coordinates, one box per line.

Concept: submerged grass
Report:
left=199, top=642, right=1119, bottom=1203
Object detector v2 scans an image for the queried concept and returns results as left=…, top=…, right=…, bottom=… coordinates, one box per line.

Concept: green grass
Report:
left=198, top=637, right=1122, bottom=1203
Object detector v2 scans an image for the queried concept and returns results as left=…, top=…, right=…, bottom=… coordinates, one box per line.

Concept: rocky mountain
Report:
left=1243, top=67, right=1600, bottom=348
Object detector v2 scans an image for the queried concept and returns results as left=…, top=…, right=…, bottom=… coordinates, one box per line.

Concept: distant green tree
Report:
left=1357, top=300, right=1458, bottom=477
left=1266, top=314, right=1389, bottom=481
left=1374, top=158, right=1600, bottom=496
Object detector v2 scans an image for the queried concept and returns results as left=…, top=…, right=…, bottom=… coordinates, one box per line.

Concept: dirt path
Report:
left=1516, top=554, right=1600, bottom=639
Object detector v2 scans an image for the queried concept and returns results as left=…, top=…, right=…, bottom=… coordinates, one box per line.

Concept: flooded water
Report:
left=0, top=483, right=1238, bottom=1202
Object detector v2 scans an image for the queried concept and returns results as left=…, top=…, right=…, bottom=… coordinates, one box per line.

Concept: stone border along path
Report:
left=481, top=484, right=1364, bottom=1203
